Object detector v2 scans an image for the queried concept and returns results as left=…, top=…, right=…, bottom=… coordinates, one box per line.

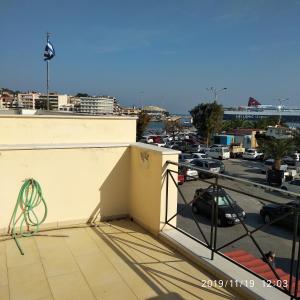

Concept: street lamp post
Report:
left=206, top=87, right=227, bottom=102
left=277, top=98, right=289, bottom=125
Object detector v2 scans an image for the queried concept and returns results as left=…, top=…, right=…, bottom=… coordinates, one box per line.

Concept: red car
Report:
left=178, top=173, right=185, bottom=185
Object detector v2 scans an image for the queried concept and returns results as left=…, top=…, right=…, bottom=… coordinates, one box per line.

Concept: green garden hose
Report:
left=9, top=178, right=47, bottom=255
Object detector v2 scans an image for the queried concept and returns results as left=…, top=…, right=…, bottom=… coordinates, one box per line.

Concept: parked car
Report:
left=178, top=173, right=185, bottom=185
left=283, top=153, right=300, bottom=166
left=242, top=149, right=264, bottom=160
left=192, top=153, right=208, bottom=159
left=206, top=147, right=230, bottom=160
left=179, top=153, right=194, bottom=163
left=179, top=166, right=198, bottom=181
left=192, top=187, right=246, bottom=226
left=262, top=159, right=288, bottom=174
left=212, top=160, right=225, bottom=174
left=260, top=201, right=299, bottom=228
left=281, top=179, right=300, bottom=195
left=190, top=159, right=221, bottom=178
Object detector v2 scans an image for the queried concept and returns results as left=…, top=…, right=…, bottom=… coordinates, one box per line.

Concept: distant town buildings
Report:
left=0, top=88, right=168, bottom=118
left=0, top=89, right=15, bottom=109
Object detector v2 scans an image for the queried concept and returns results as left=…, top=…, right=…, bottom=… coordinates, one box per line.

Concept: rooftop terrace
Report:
left=0, top=219, right=239, bottom=300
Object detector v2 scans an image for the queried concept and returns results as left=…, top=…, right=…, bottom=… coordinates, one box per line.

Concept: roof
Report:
left=142, top=105, right=166, bottom=112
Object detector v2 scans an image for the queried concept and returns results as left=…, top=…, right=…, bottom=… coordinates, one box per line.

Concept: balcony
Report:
left=0, top=219, right=239, bottom=300
left=0, top=115, right=294, bottom=299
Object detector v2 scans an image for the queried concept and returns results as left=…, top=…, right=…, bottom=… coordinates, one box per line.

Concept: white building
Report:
left=79, top=96, right=115, bottom=115
left=18, top=92, right=40, bottom=109
left=266, top=125, right=294, bottom=139
left=36, top=94, right=68, bottom=110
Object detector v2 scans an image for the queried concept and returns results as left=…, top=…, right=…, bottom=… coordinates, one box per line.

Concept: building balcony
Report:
left=0, top=115, right=293, bottom=299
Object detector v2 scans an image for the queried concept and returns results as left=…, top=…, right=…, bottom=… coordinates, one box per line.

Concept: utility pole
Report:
left=206, top=87, right=227, bottom=102
left=277, top=98, right=289, bottom=125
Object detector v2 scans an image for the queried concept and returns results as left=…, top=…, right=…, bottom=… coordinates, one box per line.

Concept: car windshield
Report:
left=223, top=148, right=229, bottom=153
left=217, top=194, right=236, bottom=206
left=247, top=150, right=255, bottom=153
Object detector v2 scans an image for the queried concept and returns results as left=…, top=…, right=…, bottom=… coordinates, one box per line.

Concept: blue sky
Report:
left=1, top=0, right=300, bottom=113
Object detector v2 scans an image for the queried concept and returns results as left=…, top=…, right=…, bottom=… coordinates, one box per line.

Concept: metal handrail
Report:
left=165, top=161, right=300, bottom=299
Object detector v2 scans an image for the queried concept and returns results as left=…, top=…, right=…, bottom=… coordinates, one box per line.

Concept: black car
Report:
left=260, top=201, right=299, bottom=229
left=192, top=187, right=246, bottom=226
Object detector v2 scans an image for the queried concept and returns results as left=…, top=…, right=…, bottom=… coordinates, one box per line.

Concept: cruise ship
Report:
left=224, top=97, right=300, bottom=125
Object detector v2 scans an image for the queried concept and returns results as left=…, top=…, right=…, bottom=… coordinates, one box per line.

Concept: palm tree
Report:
left=258, top=137, right=294, bottom=170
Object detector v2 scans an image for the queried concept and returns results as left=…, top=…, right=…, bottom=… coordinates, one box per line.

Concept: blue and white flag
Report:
left=44, top=39, right=55, bottom=61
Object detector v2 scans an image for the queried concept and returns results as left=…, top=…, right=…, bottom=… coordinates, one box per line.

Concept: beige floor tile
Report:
left=8, top=262, right=52, bottom=300
left=6, top=237, right=40, bottom=268
left=0, top=241, right=6, bottom=255
left=42, top=255, right=79, bottom=278
left=0, top=252, right=8, bottom=286
left=91, top=279, right=138, bottom=300
left=0, top=284, right=10, bottom=300
left=47, top=271, right=95, bottom=300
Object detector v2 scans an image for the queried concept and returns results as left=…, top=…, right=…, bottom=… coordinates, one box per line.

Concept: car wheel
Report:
left=192, top=204, right=199, bottom=214
left=264, top=214, right=271, bottom=224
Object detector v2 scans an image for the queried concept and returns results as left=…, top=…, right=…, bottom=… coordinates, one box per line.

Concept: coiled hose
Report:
left=9, top=178, right=47, bottom=255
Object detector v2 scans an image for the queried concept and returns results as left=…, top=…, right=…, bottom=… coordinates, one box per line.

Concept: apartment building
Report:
left=79, top=96, right=115, bottom=115
left=17, top=92, right=40, bottom=109
left=36, top=93, right=68, bottom=110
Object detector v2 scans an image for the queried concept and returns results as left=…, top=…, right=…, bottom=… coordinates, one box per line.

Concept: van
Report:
left=206, top=147, right=230, bottom=160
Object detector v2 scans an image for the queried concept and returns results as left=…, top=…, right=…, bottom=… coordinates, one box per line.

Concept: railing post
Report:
left=293, top=209, right=300, bottom=299
left=289, top=209, right=298, bottom=295
left=210, top=183, right=215, bottom=260
left=211, top=176, right=219, bottom=260
left=165, top=169, right=169, bottom=224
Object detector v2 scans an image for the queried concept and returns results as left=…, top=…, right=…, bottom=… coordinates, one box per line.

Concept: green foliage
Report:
left=190, top=101, right=223, bottom=145
left=254, top=117, right=282, bottom=129
left=257, top=136, right=294, bottom=170
left=222, top=117, right=282, bottom=132
left=136, top=112, right=151, bottom=140
left=75, top=93, right=90, bottom=97
left=293, top=129, right=300, bottom=150
left=164, top=119, right=182, bottom=138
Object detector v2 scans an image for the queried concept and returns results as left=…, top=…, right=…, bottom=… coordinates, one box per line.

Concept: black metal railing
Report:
left=165, top=160, right=300, bottom=300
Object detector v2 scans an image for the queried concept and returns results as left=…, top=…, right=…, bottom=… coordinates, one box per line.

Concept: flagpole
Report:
left=46, top=32, right=50, bottom=110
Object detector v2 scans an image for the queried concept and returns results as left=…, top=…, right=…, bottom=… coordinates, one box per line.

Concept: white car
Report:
left=192, top=153, right=208, bottom=159
left=281, top=179, right=300, bottom=195
left=206, top=147, right=230, bottom=160
left=242, top=149, right=263, bottom=160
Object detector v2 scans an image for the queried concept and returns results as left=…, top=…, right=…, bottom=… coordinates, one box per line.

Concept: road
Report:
left=175, top=159, right=299, bottom=274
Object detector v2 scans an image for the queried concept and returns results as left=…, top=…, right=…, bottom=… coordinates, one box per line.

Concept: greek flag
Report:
left=44, top=39, right=55, bottom=61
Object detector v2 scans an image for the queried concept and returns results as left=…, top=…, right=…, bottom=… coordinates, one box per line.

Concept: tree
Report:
left=136, top=111, right=151, bottom=140
left=222, top=119, right=254, bottom=131
left=257, top=136, right=294, bottom=170
left=164, top=118, right=182, bottom=139
left=75, top=93, right=90, bottom=97
left=190, top=101, right=223, bottom=145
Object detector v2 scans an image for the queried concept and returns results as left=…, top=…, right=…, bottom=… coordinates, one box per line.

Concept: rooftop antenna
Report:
left=277, top=98, right=289, bottom=125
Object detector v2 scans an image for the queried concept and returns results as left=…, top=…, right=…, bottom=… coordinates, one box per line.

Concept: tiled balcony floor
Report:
left=0, top=220, right=241, bottom=300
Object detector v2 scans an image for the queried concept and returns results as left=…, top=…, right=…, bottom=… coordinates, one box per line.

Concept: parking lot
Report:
left=175, top=158, right=299, bottom=274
